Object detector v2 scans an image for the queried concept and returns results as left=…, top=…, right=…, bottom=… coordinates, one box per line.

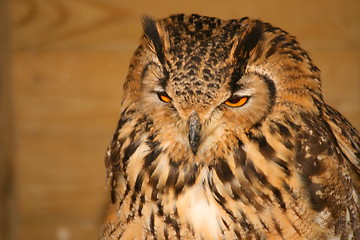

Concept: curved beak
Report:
left=188, top=112, right=201, bottom=155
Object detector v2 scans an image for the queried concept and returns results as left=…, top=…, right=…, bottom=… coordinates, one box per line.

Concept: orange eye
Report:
left=157, top=92, right=172, bottom=103
left=224, top=96, right=249, bottom=107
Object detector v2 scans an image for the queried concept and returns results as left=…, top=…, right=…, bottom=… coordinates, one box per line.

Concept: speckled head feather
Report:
left=101, top=14, right=360, bottom=240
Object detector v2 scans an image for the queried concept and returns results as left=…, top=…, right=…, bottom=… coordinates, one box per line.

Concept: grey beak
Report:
left=188, top=112, right=201, bottom=155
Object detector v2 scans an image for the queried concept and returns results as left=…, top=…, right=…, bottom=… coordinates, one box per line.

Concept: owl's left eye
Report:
left=224, top=96, right=250, bottom=107
left=157, top=92, right=172, bottom=103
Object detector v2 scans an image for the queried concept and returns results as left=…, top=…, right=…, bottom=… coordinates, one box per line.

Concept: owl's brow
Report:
left=141, top=61, right=169, bottom=90
left=141, top=61, right=158, bottom=80
left=230, top=83, right=246, bottom=94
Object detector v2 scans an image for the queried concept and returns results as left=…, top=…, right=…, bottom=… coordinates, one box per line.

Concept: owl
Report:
left=99, top=14, right=360, bottom=240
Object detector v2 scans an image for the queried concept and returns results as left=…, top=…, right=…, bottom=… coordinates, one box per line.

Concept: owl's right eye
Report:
left=224, top=96, right=250, bottom=108
left=157, top=92, right=172, bottom=103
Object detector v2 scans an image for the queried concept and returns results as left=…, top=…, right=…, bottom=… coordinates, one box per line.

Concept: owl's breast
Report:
left=176, top=179, right=222, bottom=239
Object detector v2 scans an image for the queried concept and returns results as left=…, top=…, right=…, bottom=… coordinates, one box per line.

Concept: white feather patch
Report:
left=177, top=170, right=221, bottom=239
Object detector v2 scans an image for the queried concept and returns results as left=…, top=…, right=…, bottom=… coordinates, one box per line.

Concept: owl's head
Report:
left=121, top=14, right=322, bottom=158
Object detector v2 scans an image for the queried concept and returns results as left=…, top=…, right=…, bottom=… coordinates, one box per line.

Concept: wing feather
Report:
left=323, top=104, right=360, bottom=191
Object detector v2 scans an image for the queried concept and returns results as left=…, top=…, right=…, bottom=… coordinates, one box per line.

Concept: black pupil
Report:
left=228, top=97, right=242, bottom=104
left=158, top=92, right=170, bottom=101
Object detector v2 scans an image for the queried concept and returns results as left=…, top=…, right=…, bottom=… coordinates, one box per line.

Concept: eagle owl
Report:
left=99, top=14, right=360, bottom=239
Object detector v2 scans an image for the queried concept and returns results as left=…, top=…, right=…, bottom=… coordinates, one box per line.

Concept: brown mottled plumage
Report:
left=99, top=14, right=360, bottom=239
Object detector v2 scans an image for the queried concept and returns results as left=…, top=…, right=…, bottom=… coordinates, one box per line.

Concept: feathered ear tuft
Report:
left=228, top=21, right=264, bottom=91
left=141, top=15, right=167, bottom=65
left=230, top=20, right=263, bottom=64
left=241, top=21, right=263, bottom=56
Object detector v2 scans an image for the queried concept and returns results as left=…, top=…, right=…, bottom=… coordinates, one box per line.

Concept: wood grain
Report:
left=1, top=0, right=17, bottom=239
left=11, top=51, right=126, bottom=239
left=6, top=0, right=360, bottom=239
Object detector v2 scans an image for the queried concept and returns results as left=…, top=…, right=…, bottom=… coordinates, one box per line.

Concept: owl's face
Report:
left=140, top=66, right=274, bottom=156
left=125, top=15, right=319, bottom=160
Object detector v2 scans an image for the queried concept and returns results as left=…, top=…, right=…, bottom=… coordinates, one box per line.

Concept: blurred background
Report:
left=0, top=0, right=359, bottom=239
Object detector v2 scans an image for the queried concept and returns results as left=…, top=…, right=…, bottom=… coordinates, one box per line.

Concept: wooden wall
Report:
left=2, top=0, right=359, bottom=239
left=1, top=0, right=17, bottom=239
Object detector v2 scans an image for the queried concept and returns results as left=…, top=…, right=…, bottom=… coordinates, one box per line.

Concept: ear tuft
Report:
left=232, top=21, right=263, bottom=61
left=141, top=15, right=166, bottom=65
left=229, top=21, right=264, bottom=91
left=242, top=21, right=263, bottom=55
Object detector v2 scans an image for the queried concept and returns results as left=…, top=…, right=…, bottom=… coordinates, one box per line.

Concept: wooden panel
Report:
left=7, top=0, right=360, bottom=239
left=1, top=0, right=17, bottom=239
left=10, top=0, right=360, bottom=52
left=11, top=51, right=127, bottom=239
